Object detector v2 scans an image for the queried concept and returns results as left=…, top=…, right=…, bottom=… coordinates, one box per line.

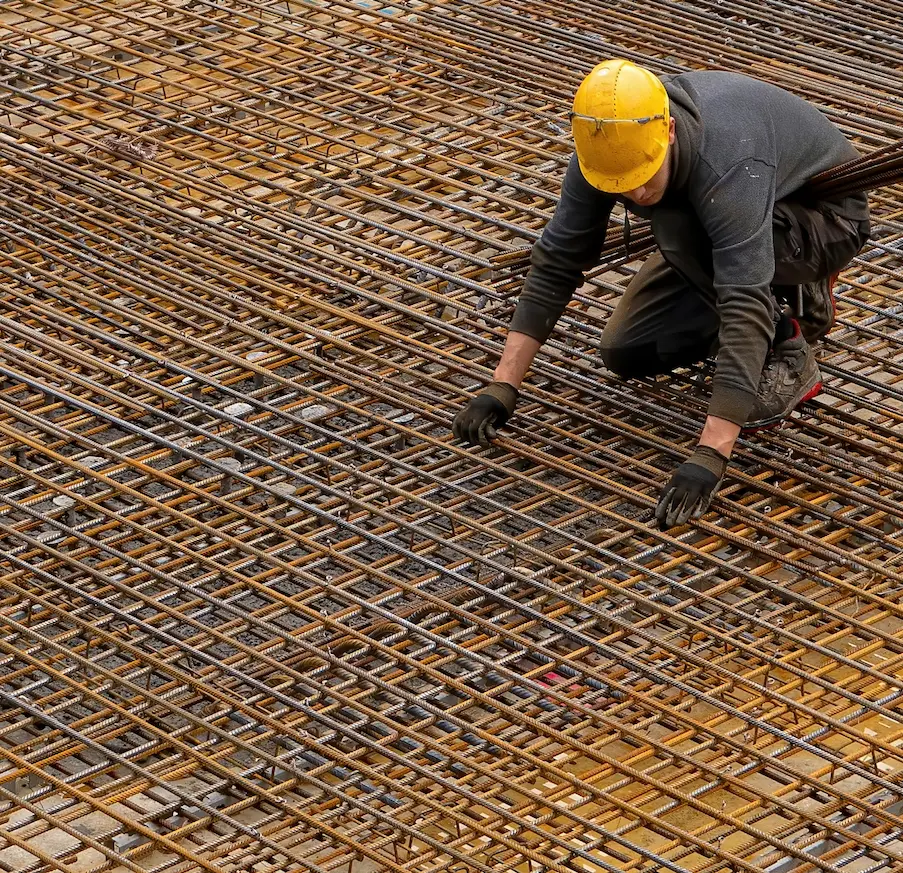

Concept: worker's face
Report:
left=621, top=118, right=677, bottom=207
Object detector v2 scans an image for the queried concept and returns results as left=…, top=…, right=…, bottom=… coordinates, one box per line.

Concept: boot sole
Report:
left=742, top=381, right=823, bottom=433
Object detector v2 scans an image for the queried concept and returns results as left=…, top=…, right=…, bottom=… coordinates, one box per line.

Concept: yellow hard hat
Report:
left=571, top=59, right=670, bottom=193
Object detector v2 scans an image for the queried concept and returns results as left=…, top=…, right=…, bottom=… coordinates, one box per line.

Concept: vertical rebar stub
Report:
left=53, top=494, right=78, bottom=527
left=218, top=457, right=243, bottom=495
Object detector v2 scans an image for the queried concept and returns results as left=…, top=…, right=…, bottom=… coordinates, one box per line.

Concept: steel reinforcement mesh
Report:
left=0, top=1, right=902, bottom=872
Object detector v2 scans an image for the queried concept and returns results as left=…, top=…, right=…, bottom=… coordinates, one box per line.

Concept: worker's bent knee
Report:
left=600, top=343, right=672, bottom=379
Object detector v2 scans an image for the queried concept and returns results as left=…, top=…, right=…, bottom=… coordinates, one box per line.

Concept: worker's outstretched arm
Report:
left=657, top=159, right=777, bottom=528
left=655, top=415, right=740, bottom=529
left=453, top=156, right=615, bottom=447
left=451, top=332, right=541, bottom=448
left=493, top=331, right=542, bottom=388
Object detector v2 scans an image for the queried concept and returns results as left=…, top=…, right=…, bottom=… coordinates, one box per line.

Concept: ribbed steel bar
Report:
left=0, top=1, right=901, bottom=872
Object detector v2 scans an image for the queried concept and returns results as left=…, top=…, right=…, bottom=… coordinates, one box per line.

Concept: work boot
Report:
left=794, top=272, right=838, bottom=343
left=744, top=331, right=823, bottom=430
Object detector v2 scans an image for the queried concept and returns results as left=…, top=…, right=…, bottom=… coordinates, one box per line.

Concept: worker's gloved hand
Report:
left=452, top=382, right=519, bottom=448
left=655, top=445, right=728, bottom=529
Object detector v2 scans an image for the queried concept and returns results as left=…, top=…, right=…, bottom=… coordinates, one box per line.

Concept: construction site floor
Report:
left=0, top=1, right=901, bottom=872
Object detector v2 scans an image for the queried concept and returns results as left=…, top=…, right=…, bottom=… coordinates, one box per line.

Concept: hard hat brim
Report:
left=577, top=147, right=668, bottom=194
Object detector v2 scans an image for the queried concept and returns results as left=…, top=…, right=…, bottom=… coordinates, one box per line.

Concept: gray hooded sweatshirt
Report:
left=510, top=70, right=869, bottom=424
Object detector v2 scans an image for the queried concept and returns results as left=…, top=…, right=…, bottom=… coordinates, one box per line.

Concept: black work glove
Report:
left=452, top=382, right=519, bottom=448
left=655, top=445, right=728, bottom=529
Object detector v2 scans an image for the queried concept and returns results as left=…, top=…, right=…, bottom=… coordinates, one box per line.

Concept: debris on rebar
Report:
left=98, top=134, right=158, bottom=161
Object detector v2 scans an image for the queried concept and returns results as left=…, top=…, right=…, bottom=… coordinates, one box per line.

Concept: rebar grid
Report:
left=0, top=1, right=901, bottom=872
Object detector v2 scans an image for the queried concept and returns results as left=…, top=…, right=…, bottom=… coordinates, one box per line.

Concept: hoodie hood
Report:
left=661, top=74, right=703, bottom=194
left=620, top=73, right=702, bottom=219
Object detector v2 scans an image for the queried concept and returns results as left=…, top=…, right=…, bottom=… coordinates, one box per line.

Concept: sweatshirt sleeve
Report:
left=510, top=154, right=616, bottom=345
left=699, top=158, right=778, bottom=425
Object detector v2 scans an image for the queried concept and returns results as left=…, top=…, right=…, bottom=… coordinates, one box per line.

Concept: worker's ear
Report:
left=668, top=116, right=676, bottom=144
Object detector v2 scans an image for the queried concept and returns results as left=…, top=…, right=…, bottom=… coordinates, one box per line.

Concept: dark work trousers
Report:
left=599, top=201, right=868, bottom=378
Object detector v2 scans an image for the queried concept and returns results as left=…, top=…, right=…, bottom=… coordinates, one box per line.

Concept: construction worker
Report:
left=453, top=60, right=869, bottom=529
